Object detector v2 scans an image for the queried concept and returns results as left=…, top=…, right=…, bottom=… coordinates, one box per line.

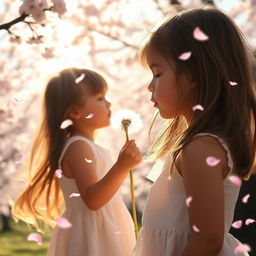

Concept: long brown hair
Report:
left=12, top=68, right=107, bottom=230
left=141, top=6, right=256, bottom=179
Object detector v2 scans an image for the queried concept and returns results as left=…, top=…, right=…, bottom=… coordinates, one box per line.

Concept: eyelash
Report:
left=154, top=73, right=162, bottom=78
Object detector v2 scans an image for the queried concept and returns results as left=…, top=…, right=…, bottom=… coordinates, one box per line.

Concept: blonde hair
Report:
left=12, top=68, right=107, bottom=230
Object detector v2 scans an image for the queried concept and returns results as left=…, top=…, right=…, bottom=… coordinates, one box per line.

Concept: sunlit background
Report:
left=0, top=0, right=255, bottom=255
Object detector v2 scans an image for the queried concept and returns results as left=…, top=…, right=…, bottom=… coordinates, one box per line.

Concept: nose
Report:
left=147, top=81, right=154, bottom=92
left=106, top=100, right=111, bottom=107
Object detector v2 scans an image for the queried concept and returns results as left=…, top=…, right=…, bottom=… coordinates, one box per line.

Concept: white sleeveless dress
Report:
left=47, top=136, right=136, bottom=256
left=133, top=133, right=249, bottom=256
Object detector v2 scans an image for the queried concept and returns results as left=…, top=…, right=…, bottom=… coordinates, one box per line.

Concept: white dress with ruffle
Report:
left=47, top=136, right=136, bottom=256
left=133, top=133, right=249, bottom=256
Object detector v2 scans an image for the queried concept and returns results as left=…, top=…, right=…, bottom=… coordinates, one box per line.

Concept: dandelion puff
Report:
left=111, top=109, right=143, bottom=134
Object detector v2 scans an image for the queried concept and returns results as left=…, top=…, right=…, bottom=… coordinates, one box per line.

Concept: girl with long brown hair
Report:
left=12, top=68, right=141, bottom=256
left=134, top=6, right=256, bottom=256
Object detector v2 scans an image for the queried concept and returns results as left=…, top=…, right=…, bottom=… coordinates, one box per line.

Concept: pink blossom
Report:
left=51, top=0, right=67, bottom=17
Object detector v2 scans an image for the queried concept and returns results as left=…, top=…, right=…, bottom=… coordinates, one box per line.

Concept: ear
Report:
left=68, top=106, right=82, bottom=120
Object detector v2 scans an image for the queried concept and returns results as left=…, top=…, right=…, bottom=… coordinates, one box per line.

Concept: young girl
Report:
left=134, top=6, right=256, bottom=256
left=12, top=68, right=141, bottom=256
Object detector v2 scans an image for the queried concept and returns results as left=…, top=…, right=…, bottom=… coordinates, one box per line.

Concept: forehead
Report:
left=146, top=46, right=175, bottom=72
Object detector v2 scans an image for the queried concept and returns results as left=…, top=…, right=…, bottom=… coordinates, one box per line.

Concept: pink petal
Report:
left=206, top=156, right=220, bottom=166
left=55, top=169, right=63, bottom=179
left=242, top=194, right=250, bottom=203
left=192, top=104, right=204, bottom=111
left=193, top=27, right=209, bottom=41
left=245, top=218, right=255, bottom=225
left=192, top=225, right=200, bottom=232
left=232, top=220, right=242, bottom=229
left=234, top=244, right=251, bottom=254
left=85, top=113, right=94, bottom=119
left=56, top=217, right=72, bottom=228
left=60, top=119, right=73, bottom=129
left=69, top=193, right=80, bottom=198
left=178, top=51, right=191, bottom=60
left=27, top=232, right=42, bottom=245
left=84, top=157, right=93, bottom=163
left=186, top=196, right=193, bottom=207
left=75, top=73, right=86, bottom=84
left=229, top=81, right=238, bottom=86
left=228, top=175, right=241, bottom=186
left=115, top=230, right=122, bottom=235
left=15, top=154, right=25, bottom=164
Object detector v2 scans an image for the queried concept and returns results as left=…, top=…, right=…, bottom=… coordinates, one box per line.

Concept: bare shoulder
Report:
left=65, top=139, right=95, bottom=163
left=61, top=139, right=96, bottom=178
left=177, top=135, right=228, bottom=179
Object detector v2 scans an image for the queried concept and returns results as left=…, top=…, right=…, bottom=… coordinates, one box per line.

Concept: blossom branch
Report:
left=0, top=8, right=52, bottom=33
left=88, top=27, right=139, bottom=50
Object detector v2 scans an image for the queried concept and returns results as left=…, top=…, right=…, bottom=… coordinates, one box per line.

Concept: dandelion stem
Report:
left=123, top=127, right=139, bottom=240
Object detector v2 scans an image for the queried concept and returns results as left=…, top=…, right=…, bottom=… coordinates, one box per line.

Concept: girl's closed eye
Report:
left=154, top=73, right=162, bottom=78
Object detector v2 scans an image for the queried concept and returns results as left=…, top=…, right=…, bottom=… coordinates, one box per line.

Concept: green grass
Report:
left=0, top=220, right=52, bottom=256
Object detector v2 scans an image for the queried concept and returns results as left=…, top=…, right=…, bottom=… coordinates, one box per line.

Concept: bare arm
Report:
left=178, top=136, right=228, bottom=256
left=65, top=139, right=141, bottom=210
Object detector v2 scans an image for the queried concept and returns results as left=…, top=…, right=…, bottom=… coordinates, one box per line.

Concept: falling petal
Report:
left=245, top=218, right=255, bottom=225
left=232, top=220, right=242, bottom=229
left=115, top=230, right=122, bottom=235
left=186, top=196, right=193, bottom=207
left=242, top=194, right=250, bottom=203
left=84, top=157, right=93, bottom=163
left=228, top=175, right=241, bottom=186
left=60, top=119, right=73, bottom=129
left=229, top=81, right=238, bottom=86
left=193, top=27, right=209, bottom=41
left=234, top=244, right=251, bottom=254
left=56, top=217, right=72, bottom=228
left=206, top=156, right=220, bottom=166
left=178, top=51, right=191, bottom=61
left=55, top=169, right=63, bottom=179
left=85, top=113, right=94, bottom=119
left=69, top=193, right=80, bottom=198
left=27, top=232, right=42, bottom=245
left=192, top=104, right=204, bottom=111
left=15, top=154, right=25, bottom=164
left=192, top=225, right=200, bottom=232
left=75, top=73, right=86, bottom=84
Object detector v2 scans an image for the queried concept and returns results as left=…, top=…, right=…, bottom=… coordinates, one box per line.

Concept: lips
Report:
left=151, top=98, right=157, bottom=107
